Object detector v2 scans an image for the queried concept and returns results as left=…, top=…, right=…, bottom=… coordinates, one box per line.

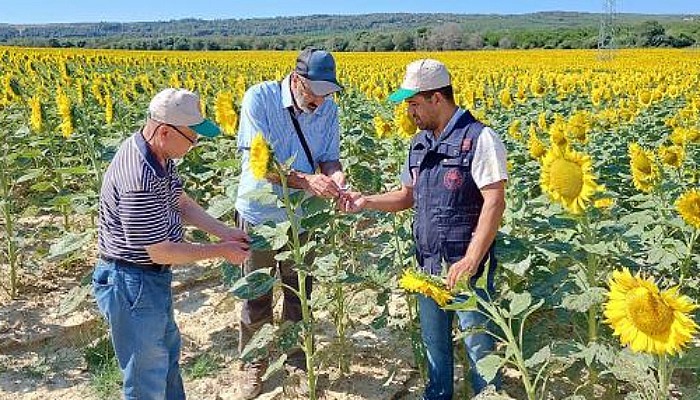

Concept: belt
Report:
left=99, top=256, right=171, bottom=273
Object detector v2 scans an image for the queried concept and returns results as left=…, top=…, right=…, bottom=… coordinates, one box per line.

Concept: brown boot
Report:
left=239, top=361, right=266, bottom=400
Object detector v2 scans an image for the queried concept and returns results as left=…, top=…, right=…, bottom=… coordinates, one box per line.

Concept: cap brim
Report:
left=189, top=119, right=221, bottom=138
left=388, top=88, right=419, bottom=102
left=309, top=80, right=343, bottom=96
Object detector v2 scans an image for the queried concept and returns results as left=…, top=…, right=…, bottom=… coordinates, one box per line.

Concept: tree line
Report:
left=1, top=13, right=698, bottom=51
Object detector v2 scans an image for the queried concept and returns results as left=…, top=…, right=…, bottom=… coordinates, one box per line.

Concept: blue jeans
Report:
left=92, top=259, right=185, bottom=400
left=418, top=275, right=502, bottom=399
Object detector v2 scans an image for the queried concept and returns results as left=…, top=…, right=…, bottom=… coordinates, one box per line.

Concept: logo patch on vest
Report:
left=443, top=168, right=463, bottom=190
left=461, top=138, right=472, bottom=152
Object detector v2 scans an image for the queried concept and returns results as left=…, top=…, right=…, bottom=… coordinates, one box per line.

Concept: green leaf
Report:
left=48, top=231, right=95, bottom=261
left=475, top=354, right=504, bottom=383
left=675, top=346, right=700, bottom=369
left=206, top=195, right=236, bottom=219
left=561, top=288, right=607, bottom=312
left=442, top=295, right=478, bottom=311
left=301, top=212, right=332, bottom=231
left=274, top=250, right=293, bottom=262
left=230, top=270, right=276, bottom=300
left=524, top=345, right=551, bottom=368
left=301, top=196, right=328, bottom=215
left=56, top=284, right=92, bottom=317
left=509, top=292, right=532, bottom=317
left=15, top=169, right=43, bottom=184
left=249, top=221, right=290, bottom=251
left=262, top=354, right=287, bottom=381
left=219, top=261, right=242, bottom=287
left=239, top=323, right=275, bottom=362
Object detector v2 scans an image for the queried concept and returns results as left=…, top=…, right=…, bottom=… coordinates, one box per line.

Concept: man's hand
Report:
left=339, top=191, right=366, bottom=213
left=217, top=227, right=250, bottom=244
left=220, top=241, right=251, bottom=264
left=447, top=257, right=479, bottom=289
left=304, top=174, right=341, bottom=198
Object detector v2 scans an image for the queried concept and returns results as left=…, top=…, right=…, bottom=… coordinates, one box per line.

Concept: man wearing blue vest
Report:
left=342, top=59, right=507, bottom=399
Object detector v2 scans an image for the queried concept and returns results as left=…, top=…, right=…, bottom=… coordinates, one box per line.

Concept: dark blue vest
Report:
left=409, top=110, right=496, bottom=279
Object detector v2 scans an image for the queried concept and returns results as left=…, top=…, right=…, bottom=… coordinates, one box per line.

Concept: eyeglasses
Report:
left=297, top=76, right=324, bottom=99
left=161, top=123, right=198, bottom=146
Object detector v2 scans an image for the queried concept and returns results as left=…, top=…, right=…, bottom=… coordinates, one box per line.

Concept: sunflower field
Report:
left=0, top=47, right=699, bottom=399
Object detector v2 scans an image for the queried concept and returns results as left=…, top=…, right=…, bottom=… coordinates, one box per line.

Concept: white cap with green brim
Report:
left=148, top=88, right=221, bottom=137
left=389, top=59, right=451, bottom=102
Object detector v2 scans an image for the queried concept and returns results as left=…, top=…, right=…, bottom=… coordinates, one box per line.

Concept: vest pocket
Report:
left=441, top=224, right=472, bottom=264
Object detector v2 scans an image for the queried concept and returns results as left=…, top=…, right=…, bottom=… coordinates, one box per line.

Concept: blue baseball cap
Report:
left=295, top=48, right=343, bottom=96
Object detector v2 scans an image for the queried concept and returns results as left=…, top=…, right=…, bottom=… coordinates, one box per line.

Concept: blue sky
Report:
left=1, top=0, right=698, bottom=24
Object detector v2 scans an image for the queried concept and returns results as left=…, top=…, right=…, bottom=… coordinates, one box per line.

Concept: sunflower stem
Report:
left=678, top=228, right=698, bottom=288
left=658, top=354, right=670, bottom=400
left=277, top=165, right=317, bottom=400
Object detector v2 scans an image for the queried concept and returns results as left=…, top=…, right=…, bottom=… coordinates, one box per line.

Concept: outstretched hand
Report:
left=338, top=191, right=366, bottom=213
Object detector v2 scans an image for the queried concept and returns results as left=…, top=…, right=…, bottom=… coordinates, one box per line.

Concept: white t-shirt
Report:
left=400, top=126, right=508, bottom=189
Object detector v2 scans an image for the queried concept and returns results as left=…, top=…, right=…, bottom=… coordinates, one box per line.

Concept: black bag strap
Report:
left=286, top=106, right=315, bottom=171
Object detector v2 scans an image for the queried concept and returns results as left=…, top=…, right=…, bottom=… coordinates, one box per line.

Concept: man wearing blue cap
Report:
left=93, top=88, right=251, bottom=400
left=234, top=48, right=346, bottom=398
left=341, top=59, right=508, bottom=399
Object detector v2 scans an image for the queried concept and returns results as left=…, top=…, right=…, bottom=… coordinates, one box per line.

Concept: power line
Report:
left=598, top=0, right=618, bottom=60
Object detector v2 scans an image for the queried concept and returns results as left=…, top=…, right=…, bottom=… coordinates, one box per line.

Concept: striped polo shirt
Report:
left=98, top=131, right=184, bottom=264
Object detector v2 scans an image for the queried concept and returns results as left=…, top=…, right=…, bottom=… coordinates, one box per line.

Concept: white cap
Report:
left=148, top=88, right=220, bottom=137
left=389, top=59, right=451, bottom=102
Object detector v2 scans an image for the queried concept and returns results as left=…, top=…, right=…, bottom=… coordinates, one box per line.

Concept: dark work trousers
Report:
left=237, top=214, right=313, bottom=370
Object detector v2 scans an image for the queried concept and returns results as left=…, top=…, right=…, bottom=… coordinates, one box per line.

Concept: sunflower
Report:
left=507, top=119, right=522, bottom=140
left=537, top=112, right=548, bottom=132
left=549, top=115, right=569, bottom=148
left=214, top=91, right=238, bottom=135
left=399, top=269, right=453, bottom=307
left=594, top=197, right=615, bottom=210
left=528, top=125, right=546, bottom=160
left=670, top=127, right=700, bottom=146
left=530, top=78, right=546, bottom=98
left=676, top=189, right=700, bottom=229
left=29, top=95, right=42, bottom=133
left=604, top=268, right=698, bottom=355
left=629, top=143, right=660, bottom=193
left=373, top=115, right=393, bottom=139
left=250, top=132, right=272, bottom=180
left=567, top=111, right=590, bottom=143
left=499, top=88, right=513, bottom=109
left=540, top=146, right=600, bottom=214
left=638, top=90, right=653, bottom=107
left=394, top=102, right=417, bottom=139
left=658, top=145, right=685, bottom=169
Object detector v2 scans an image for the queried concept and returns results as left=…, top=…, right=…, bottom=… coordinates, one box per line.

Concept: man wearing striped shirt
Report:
left=93, top=88, right=250, bottom=400
left=235, top=48, right=346, bottom=398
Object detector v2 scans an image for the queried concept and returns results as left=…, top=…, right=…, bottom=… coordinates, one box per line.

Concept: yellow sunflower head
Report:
left=250, top=132, right=272, bottom=180
left=499, top=88, right=514, bottom=109
left=604, top=268, right=698, bottom=355
left=638, top=90, right=653, bottom=107
left=567, top=111, right=590, bottom=143
left=540, top=146, right=600, bottom=214
left=676, top=189, right=700, bottom=229
left=658, top=145, right=685, bottom=169
left=594, top=197, right=615, bottom=210
left=394, top=102, right=418, bottom=139
left=373, top=115, right=393, bottom=139
left=398, top=269, right=453, bottom=307
left=549, top=115, right=569, bottom=148
left=629, top=143, right=660, bottom=193
left=528, top=126, right=547, bottom=160
left=508, top=119, right=522, bottom=140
